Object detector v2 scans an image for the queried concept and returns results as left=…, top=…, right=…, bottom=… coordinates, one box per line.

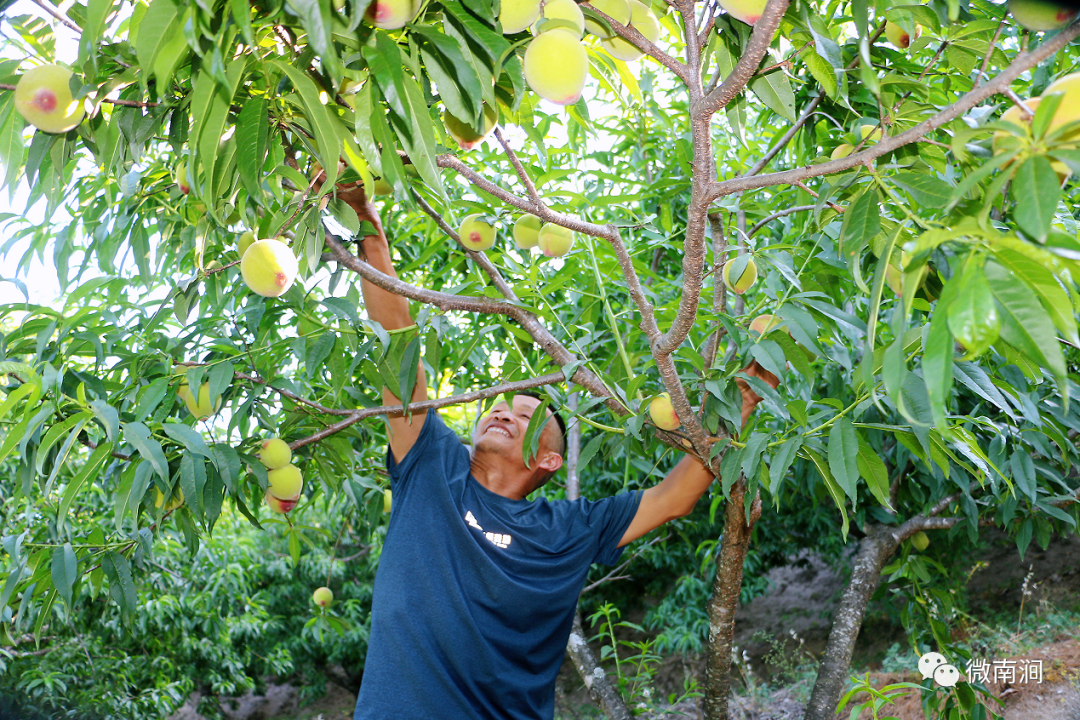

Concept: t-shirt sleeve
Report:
left=386, top=411, right=466, bottom=486
left=580, top=490, right=644, bottom=566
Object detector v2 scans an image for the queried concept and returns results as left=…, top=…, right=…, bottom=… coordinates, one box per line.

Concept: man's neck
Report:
left=470, top=455, right=534, bottom=501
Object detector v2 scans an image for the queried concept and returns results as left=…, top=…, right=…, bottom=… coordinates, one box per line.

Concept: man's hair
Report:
left=514, top=392, right=566, bottom=488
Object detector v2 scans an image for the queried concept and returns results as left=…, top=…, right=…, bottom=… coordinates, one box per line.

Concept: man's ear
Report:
left=539, top=451, right=563, bottom=474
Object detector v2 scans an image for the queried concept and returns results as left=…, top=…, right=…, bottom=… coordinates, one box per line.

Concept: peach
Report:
left=648, top=393, right=681, bottom=431
left=258, top=437, right=292, bottom=470
left=241, top=239, right=299, bottom=297
left=459, top=213, right=497, bottom=251
left=524, top=29, right=590, bottom=105
left=14, top=64, right=85, bottom=134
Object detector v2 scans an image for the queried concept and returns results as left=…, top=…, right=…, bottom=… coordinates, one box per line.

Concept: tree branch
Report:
left=581, top=2, right=690, bottom=83
left=707, top=20, right=1080, bottom=200
left=699, top=0, right=791, bottom=115
left=747, top=204, right=816, bottom=237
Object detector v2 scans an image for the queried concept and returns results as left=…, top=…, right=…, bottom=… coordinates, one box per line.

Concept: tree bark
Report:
left=566, top=612, right=634, bottom=720
left=703, top=480, right=762, bottom=720
left=801, top=525, right=900, bottom=720
left=563, top=392, right=634, bottom=720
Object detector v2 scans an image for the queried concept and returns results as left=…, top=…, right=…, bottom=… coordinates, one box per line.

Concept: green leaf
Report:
left=50, top=543, right=78, bottom=609
left=134, top=0, right=182, bottom=83
left=78, top=0, right=113, bottom=71
left=749, top=71, right=797, bottom=123
left=179, top=452, right=207, bottom=522
left=891, top=172, right=952, bottom=208
left=768, top=435, right=803, bottom=503
left=827, top=417, right=860, bottom=503
left=805, top=447, right=849, bottom=540
left=856, top=437, right=891, bottom=510
left=1012, top=156, right=1060, bottom=241
left=122, top=421, right=170, bottom=485
left=281, top=74, right=340, bottom=187
left=925, top=269, right=959, bottom=429
left=235, top=97, right=269, bottom=203
left=946, top=260, right=999, bottom=358
left=803, top=49, right=838, bottom=100
left=991, top=247, right=1078, bottom=347
left=285, top=0, right=340, bottom=76
left=101, top=551, right=137, bottom=619
left=162, top=422, right=213, bottom=459
left=57, top=441, right=112, bottom=535
left=986, top=259, right=1067, bottom=392
left=839, top=189, right=880, bottom=259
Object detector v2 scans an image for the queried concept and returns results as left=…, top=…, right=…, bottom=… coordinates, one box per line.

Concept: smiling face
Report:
left=472, top=394, right=564, bottom=488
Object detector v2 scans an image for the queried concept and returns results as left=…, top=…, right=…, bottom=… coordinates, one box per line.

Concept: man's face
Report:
left=472, top=395, right=552, bottom=465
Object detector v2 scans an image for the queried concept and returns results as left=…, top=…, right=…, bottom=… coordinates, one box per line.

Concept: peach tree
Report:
left=0, top=0, right=1079, bottom=717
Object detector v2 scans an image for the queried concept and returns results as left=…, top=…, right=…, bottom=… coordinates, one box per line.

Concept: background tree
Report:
left=0, top=0, right=1079, bottom=718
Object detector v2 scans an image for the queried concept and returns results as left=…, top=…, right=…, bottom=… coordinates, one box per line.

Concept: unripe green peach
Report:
left=154, top=487, right=185, bottom=512
left=364, top=0, right=420, bottom=29
left=1009, top=0, right=1078, bottom=31
left=237, top=230, right=256, bottom=257
left=831, top=143, right=855, bottom=160
left=648, top=393, right=681, bottom=431
left=1041, top=72, right=1080, bottom=139
left=524, top=29, right=590, bottom=105
left=175, top=160, right=191, bottom=195
left=884, top=21, right=921, bottom=49
left=885, top=264, right=903, bottom=297
left=372, top=177, right=393, bottom=195
left=268, top=463, right=304, bottom=500
left=584, top=0, right=632, bottom=37
left=384, top=488, right=393, bottom=513
left=717, top=0, right=767, bottom=25
left=258, top=437, right=292, bottom=470
left=459, top=213, right=497, bottom=251
left=722, top=256, right=758, bottom=294
left=241, top=239, right=299, bottom=297
left=532, top=0, right=585, bottom=35
left=178, top=382, right=221, bottom=419
left=312, top=586, right=334, bottom=607
left=537, top=223, right=576, bottom=257
left=748, top=314, right=785, bottom=336
left=514, top=214, right=543, bottom=249
left=911, top=531, right=930, bottom=551
left=14, top=64, right=85, bottom=134
left=443, top=104, right=498, bottom=150
left=856, top=124, right=884, bottom=143
left=993, top=98, right=1071, bottom=180
left=501, top=0, right=542, bottom=33
left=264, top=488, right=300, bottom=513
left=601, top=0, right=660, bottom=61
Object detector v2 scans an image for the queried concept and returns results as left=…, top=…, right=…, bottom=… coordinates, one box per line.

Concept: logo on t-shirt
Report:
left=464, top=510, right=512, bottom=549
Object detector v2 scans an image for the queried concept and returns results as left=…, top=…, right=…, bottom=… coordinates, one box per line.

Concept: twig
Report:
left=793, top=181, right=845, bottom=213
left=581, top=2, right=690, bottom=83
left=494, top=127, right=543, bottom=205
left=30, top=0, right=80, bottom=33
left=581, top=534, right=668, bottom=593
left=747, top=204, right=816, bottom=237
left=976, top=19, right=1007, bottom=88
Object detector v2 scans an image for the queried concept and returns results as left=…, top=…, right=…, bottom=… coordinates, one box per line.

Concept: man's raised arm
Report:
left=337, top=183, right=428, bottom=463
left=618, top=361, right=780, bottom=547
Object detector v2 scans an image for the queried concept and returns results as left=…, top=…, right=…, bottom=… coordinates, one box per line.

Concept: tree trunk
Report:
left=564, top=393, right=634, bottom=720
left=703, top=480, right=762, bottom=720
left=802, top=526, right=900, bottom=720
left=567, top=611, right=634, bottom=720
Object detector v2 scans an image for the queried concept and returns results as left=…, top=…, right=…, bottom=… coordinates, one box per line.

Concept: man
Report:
left=336, top=181, right=777, bottom=719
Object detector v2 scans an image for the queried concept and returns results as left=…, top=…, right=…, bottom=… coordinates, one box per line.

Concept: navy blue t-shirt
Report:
left=353, top=411, right=643, bottom=720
